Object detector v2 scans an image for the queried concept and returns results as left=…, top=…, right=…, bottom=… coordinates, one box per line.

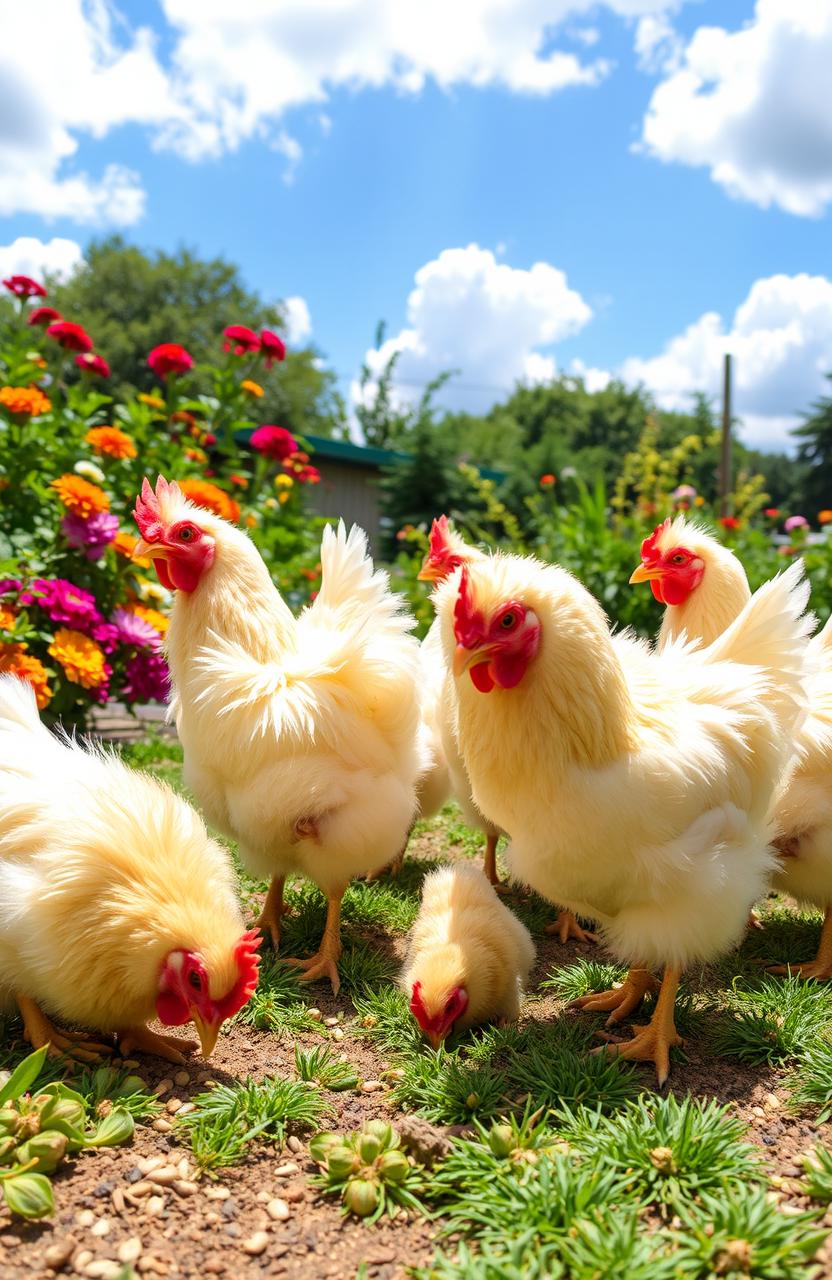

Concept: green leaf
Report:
left=3, top=1171, right=55, bottom=1218
left=85, top=1108, right=135, bottom=1148
left=0, top=1047, right=49, bottom=1106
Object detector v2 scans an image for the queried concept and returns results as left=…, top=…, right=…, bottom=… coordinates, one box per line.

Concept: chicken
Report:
left=436, top=551, right=812, bottom=1082
left=133, top=477, right=423, bottom=994
left=0, top=675, right=259, bottom=1064
left=401, top=862, right=534, bottom=1047
left=419, top=517, right=597, bottom=943
left=630, top=515, right=750, bottom=649
left=632, top=516, right=832, bottom=979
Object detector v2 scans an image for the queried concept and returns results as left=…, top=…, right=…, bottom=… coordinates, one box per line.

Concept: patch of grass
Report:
left=512, top=1023, right=640, bottom=1117
left=464, top=1023, right=526, bottom=1064
left=540, top=958, right=628, bottom=1003
left=785, top=1035, right=832, bottom=1121
left=801, top=1146, right=832, bottom=1203
left=391, top=1050, right=509, bottom=1124
left=278, top=882, right=329, bottom=956
left=117, top=732, right=183, bottom=770
left=337, top=941, right=397, bottom=993
left=440, top=809, right=489, bottom=861
left=341, top=877, right=421, bottom=935
left=72, top=1064, right=161, bottom=1121
left=352, top=985, right=422, bottom=1054
left=670, top=1188, right=828, bottom=1280
left=235, top=955, right=319, bottom=1036
left=712, top=973, right=832, bottom=1065
left=295, top=1045, right=360, bottom=1092
left=177, top=1075, right=329, bottom=1173
left=738, top=903, right=823, bottom=968
left=416, top=1238, right=563, bottom=1279
left=559, top=1205, right=679, bottom=1280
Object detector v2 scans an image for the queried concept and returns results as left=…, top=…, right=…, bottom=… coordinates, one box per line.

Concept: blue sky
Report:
left=2, top=0, right=831, bottom=451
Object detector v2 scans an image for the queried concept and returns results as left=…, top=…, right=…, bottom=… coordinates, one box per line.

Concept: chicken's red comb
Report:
left=428, top=515, right=451, bottom=559
left=453, top=565, right=486, bottom=649
left=641, top=517, right=672, bottom=564
left=133, top=475, right=179, bottom=542
left=217, top=927, right=262, bottom=1019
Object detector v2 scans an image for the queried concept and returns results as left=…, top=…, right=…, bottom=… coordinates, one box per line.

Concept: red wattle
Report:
left=650, top=579, right=666, bottom=604
left=658, top=576, right=692, bottom=606
left=470, top=662, right=495, bottom=693
left=492, top=653, right=529, bottom=689
left=154, top=559, right=174, bottom=591
left=169, top=559, right=203, bottom=593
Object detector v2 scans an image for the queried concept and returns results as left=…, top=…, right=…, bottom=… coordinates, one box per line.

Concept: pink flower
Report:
left=3, top=275, right=47, bottom=299
left=122, top=649, right=170, bottom=703
left=223, top=325, right=261, bottom=355
left=784, top=515, right=808, bottom=532
left=260, top=329, right=286, bottom=368
left=75, top=352, right=110, bottom=378
left=28, top=306, right=61, bottom=327
left=250, top=425, right=298, bottom=461
left=19, top=578, right=117, bottom=651
left=60, top=512, right=119, bottom=560
left=147, top=343, right=193, bottom=379
left=46, top=321, right=93, bottom=353
left=297, top=464, right=321, bottom=484
left=111, top=608, right=161, bottom=649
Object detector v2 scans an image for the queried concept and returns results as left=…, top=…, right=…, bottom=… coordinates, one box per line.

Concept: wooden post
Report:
left=720, top=352, right=732, bottom=517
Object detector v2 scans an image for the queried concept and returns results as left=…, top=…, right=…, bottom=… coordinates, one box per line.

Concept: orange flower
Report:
left=819, top=510, right=832, bottom=525
left=184, top=447, right=208, bottom=463
left=179, top=479, right=240, bottom=523
left=51, top=474, right=110, bottom=518
left=0, top=385, right=52, bottom=417
left=125, top=603, right=169, bottom=636
left=241, top=379, right=264, bottom=398
left=245, top=513, right=257, bottom=528
left=85, top=426, right=137, bottom=460
left=540, top=474, right=556, bottom=488
left=48, top=628, right=108, bottom=689
left=0, top=603, right=16, bottom=630
left=229, top=474, right=249, bottom=488
left=138, top=393, right=164, bottom=409
left=0, top=643, right=52, bottom=709
left=113, top=531, right=150, bottom=567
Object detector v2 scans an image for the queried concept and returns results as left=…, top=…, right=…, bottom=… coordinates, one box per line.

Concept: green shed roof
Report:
left=236, top=428, right=505, bottom=482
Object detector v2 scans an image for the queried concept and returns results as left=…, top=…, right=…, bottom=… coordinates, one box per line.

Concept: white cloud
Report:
left=283, top=295, right=312, bottom=344
left=639, top=0, right=832, bottom=216
left=272, top=131, right=303, bottom=185
left=569, top=357, right=612, bottom=393
left=0, top=236, right=83, bottom=284
left=620, top=273, right=832, bottom=450
left=354, top=244, right=592, bottom=415
left=634, top=13, right=681, bottom=73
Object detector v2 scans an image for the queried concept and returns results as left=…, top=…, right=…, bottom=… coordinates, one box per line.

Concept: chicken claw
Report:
left=768, top=906, right=832, bottom=982
left=116, top=1026, right=198, bottom=1065
left=592, top=966, right=682, bottom=1086
left=256, top=875, right=286, bottom=949
left=545, top=911, right=599, bottom=945
left=568, top=966, right=659, bottom=1025
left=15, top=995, right=112, bottom=1063
left=284, top=888, right=344, bottom=995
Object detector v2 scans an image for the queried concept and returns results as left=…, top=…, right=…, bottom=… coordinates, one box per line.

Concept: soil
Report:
left=2, top=825, right=832, bottom=1280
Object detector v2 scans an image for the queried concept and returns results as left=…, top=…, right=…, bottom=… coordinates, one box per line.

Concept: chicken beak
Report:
left=133, top=538, right=167, bottom=562
left=453, top=644, right=493, bottom=678
left=417, top=563, right=441, bottom=582
left=427, top=1030, right=445, bottom=1050
left=629, top=563, right=664, bottom=585
left=191, top=1010, right=222, bottom=1059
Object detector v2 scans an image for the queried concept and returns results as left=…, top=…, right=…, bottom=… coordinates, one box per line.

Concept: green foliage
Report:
left=176, top=1075, right=329, bottom=1173
left=294, top=1046, right=360, bottom=1092
left=802, top=1146, right=832, bottom=1203
left=712, top=973, right=832, bottom=1065
left=784, top=1035, right=832, bottom=1121
left=670, top=1189, right=828, bottom=1279
left=352, top=985, right=422, bottom=1054
left=512, top=1023, right=641, bottom=1116
left=310, top=1119, right=427, bottom=1224
left=540, top=958, right=628, bottom=1003
left=234, top=955, right=319, bottom=1036
left=390, top=1050, right=509, bottom=1123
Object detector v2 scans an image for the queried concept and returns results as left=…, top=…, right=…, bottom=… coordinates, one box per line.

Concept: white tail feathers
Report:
left=0, top=674, right=44, bottom=735
left=313, top=522, right=398, bottom=628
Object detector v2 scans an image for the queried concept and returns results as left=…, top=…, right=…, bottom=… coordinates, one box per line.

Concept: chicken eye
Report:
left=188, top=971, right=203, bottom=991
left=179, top=526, right=194, bottom=542
left=671, top=553, right=687, bottom=565
left=500, top=611, right=517, bottom=630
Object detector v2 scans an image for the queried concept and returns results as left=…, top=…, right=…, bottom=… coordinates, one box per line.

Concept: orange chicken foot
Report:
left=284, top=890, right=344, bottom=996
left=593, top=966, right=683, bottom=1087
left=568, top=966, right=660, bottom=1025
left=769, top=906, right=832, bottom=981
left=116, top=1026, right=198, bottom=1065
left=545, top=910, right=599, bottom=945
left=483, top=832, right=510, bottom=894
left=256, top=875, right=286, bottom=949
left=16, top=995, right=113, bottom=1063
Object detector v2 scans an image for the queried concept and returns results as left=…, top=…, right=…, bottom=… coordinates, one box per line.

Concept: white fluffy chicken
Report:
left=437, top=551, right=812, bottom=1082
left=133, top=477, right=423, bottom=994
left=0, top=676, right=259, bottom=1063
left=401, top=863, right=534, bottom=1047
left=632, top=515, right=832, bottom=980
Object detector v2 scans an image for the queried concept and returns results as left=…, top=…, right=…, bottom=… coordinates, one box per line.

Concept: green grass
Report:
left=176, top=1075, right=330, bottom=1173
left=712, top=972, right=832, bottom=1065
left=295, top=1045, right=360, bottom=1092
left=391, top=1050, right=510, bottom=1123
left=802, top=1145, right=832, bottom=1203
left=234, top=954, right=320, bottom=1036
left=785, top=1034, right=832, bottom=1120
left=540, top=958, right=628, bottom=1003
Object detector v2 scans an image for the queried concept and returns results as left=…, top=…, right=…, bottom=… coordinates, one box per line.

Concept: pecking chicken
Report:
left=0, top=675, right=259, bottom=1064
left=632, top=515, right=832, bottom=980
left=402, top=862, right=534, bottom=1047
left=437, top=550, right=812, bottom=1082
left=419, top=517, right=597, bottom=943
left=133, top=477, right=423, bottom=994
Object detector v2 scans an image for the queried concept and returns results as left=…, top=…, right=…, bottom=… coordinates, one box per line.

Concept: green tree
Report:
left=47, top=236, right=345, bottom=438
left=792, top=376, right=832, bottom=516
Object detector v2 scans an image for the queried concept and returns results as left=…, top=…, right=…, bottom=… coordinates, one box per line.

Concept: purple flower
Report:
left=60, top=511, right=119, bottom=561
left=784, top=515, right=808, bottom=532
left=21, top=578, right=99, bottom=627
left=89, top=620, right=120, bottom=654
left=121, top=650, right=170, bottom=704
left=0, top=579, right=21, bottom=596
left=112, top=608, right=162, bottom=649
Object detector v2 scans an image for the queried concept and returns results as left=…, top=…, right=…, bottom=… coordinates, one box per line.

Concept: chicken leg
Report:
left=483, top=830, right=513, bottom=895
left=116, top=1025, right=198, bottom=1065
left=284, top=890, right=344, bottom=995
left=16, top=995, right=112, bottom=1063
left=594, top=965, right=683, bottom=1086
left=256, top=875, right=286, bottom=949
left=546, top=911, right=600, bottom=945
left=568, top=966, right=659, bottom=1024
left=769, top=906, right=832, bottom=981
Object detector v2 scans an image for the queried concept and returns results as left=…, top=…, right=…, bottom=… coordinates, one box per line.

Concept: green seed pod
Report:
left=326, top=1146, right=361, bottom=1180
left=15, top=1131, right=67, bottom=1174
left=0, top=1107, right=20, bottom=1136
left=488, top=1124, right=515, bottom=1158
left=378, top=1151, right=409, bottom=1184
left=358, top=1134, right=382, bottom=1165
left=363, top=1119, right=395, bottom=1149
left=2, top=1171, right=55, bottom=1219
left=309, top=1132, right=343, bottom=1165
left=0, top=1135, right=17, bottom=1163
left=343, top=1178, right=379, bottom=1218
left=15, top=1111, right=41, bottom=1141
left=38, top=1096, right=86, bottom=1144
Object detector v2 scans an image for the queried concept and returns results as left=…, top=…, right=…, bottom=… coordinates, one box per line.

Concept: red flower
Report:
left=260, top=329, right=286, bottom=368
left=28, top=306, right=61, bottom=327
left=250, top=425, right=298, bottom=461
left=148, top=343, right=193, bottom=379
left=223, top=325, right=261, bottom=356
left=3, top=274, right=47, bottom=300
left=540, top=474, right=556, bottom=488
left=763, top=507, right=780, bottom=519
left=719, top=516, right=741, bottom=530
left=297, top=465, right=321, bottom=485
left=46, top=321, right=93, bottom=353
left=203, top=432, right=217, bottom=446
left=75, top=352, right=110, bottom=378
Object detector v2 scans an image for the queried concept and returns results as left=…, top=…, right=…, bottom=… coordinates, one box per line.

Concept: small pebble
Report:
left=752, top=1106, right=766, bottom=1119
left=274, top=1162, right=299, bottom=1178
left=176, top=1157, right=191, bottom=1179
left=138, top=1157, right=165, bottom=1176
left=205, top=1186, right=231, bottom=1201
left=111, top=1188, right=125, bottom=1214
left=146, top=1167, right=178, bottom=1186
left=166, top=1098, right=182, bottom=1114
left=128, top=1181, right=154, bottom=1198
left=77, top=1210, right=96, bottom=1229
left=174, top=1070, right=190, bottom=1087
left=176, top=1101, right=196, bottom=1116
left=121, top=1058, right=141, bottom=1070
left=172, top=1179, right=198, bottom=1197
left=323, top=1016, right=338, bottom=1027
left=118, top=1238, right=142, bottom=1264
left=153, top=1078, right=173, bottom=1096
left=221, top=1199, right=237, bottom=1220
left=84, top=1262, right=121, bottom=1280
left=145, top=1195, right=166, bottom=1216
left=267, top=1198, right=290, bottom=1222
left=332, top=1028, right=344, bottom=1041
left=242, top=1232, right=270, bottom=1256
left=360, top=1080, right=383, bottom=1093
left=764, top=1092, right=781, bottom=1109
left=72, top=1250, right=94, bottom=1274
left=287, top=1136, right=303, bottom=1154
left=255, top=1191, right=271, bottom=1204
left=152, top=1118, right=173, bottom=1134
left=91, top=1218, right=111, bottom=1238
left=281, top=1186, right=305, bottom=1203
left=307, top=1008, right=322, bottom=1022
left=44, top=1238, right=76, bottom=1271
left=137, top=1256, right=169, bottom=1275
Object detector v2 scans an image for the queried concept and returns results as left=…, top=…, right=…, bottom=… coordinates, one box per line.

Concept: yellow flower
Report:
left=125, top=602, right=169, bottom=635
left=264, top=497, right=277, bottom=510
left=245, top=513, right=258, bottom=528
left=278, top=492, right=290, bottom=505
left=48, top=628, right=108, bottom=689
left=138, top=393, right=164, bottom=409
left=241, top=379, right=264, bottom=398
left=51, top=474, right=110, bottom=518
left=0, top=385, right=52, bottom=417
left=86, top=426, right=137, bottom=460
left=275, top=474, right=294, bottom=489
left=694, top=496, right=706, bottom=507
left=0, top=643, right=52, bottom=709
left=136, top=580, right=169, bottom=605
